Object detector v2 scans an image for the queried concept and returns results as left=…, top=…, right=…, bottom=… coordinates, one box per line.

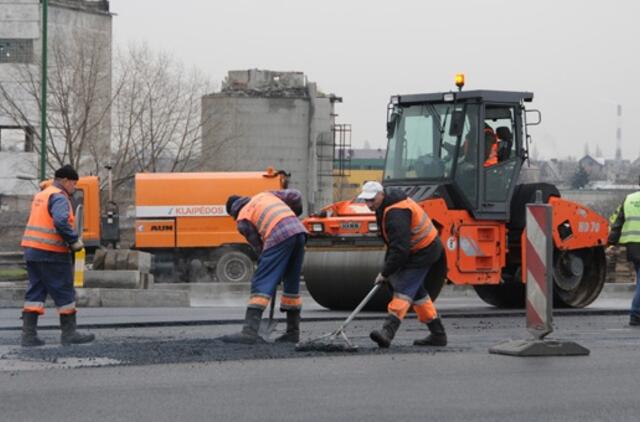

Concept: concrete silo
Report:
left=201, top=69, right=342, bottom=214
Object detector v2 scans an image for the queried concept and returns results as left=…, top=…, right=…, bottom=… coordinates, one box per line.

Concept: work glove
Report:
left=70, top=240, right=84, bottom=252
left=374, top=272, right=388, bottom=285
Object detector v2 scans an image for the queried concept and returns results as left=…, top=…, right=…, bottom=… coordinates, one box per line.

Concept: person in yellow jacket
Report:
left=358, top=181, right=447, bottom=348
left=20, top=165, right=94, bottom=347
left=608, top=176, right=640, bottom=327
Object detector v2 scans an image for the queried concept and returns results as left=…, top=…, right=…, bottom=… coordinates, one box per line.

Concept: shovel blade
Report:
left=258, top=318, right=278, bottom=338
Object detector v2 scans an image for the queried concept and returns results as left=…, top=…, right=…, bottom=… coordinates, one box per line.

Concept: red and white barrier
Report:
left=489, top=192, right=589, bottom=356
left=525, top=203, right=553, bottom=339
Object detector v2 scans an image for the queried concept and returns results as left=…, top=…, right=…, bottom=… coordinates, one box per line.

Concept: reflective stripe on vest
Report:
left=21, top=185, right=75, bottom=253
left=620, top=191, right=640, bottom=244
left=237, top=192, right=296, bottom=240
left=382, top=198, right=437, bottom=252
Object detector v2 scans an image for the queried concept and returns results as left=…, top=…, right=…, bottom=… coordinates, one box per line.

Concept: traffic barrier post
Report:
left=490, top=191, right=589, bottom=356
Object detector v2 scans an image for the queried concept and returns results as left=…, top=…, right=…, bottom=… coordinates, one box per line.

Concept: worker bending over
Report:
left=359, top=181, right=447, bottom=348
left=21, top=165, right=94, bottom=347
left=222, top=189, right=307, bottom=344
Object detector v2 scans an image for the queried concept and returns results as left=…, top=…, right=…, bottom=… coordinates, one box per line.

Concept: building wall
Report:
left=0, top=0, right=40, bottom=192
left=0, top=0, right=111, bottom=193
left=0, top=0, right=111, bottom=251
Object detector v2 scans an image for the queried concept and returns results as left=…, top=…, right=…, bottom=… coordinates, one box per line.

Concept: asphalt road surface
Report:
left=1, top=311, right=639, bottom=421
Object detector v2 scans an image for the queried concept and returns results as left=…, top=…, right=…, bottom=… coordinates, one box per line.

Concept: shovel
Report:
left=258, top=289, right=278, bottom=338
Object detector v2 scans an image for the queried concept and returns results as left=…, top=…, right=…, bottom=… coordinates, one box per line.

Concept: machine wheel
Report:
left=507, top=183, right=560, bottom=232
left=473, top=270, right=525, bottom=308
left=303, top=249, right=447, bottom=311
left=215, top=249, right=254, bottom=283
left=473, top=247, right=606, bottom=309
left=552, top=247, right=606, bottom=308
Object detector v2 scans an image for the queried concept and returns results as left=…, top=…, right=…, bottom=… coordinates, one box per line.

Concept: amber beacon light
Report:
left=455, top=73, right=465, bottom=91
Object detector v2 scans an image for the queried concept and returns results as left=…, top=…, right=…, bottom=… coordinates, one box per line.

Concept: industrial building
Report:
left=0, top=0, right=112, bottom=195
left=0, top=0, right=111, bottom=250
left=201, top=69, right=344, bottom=214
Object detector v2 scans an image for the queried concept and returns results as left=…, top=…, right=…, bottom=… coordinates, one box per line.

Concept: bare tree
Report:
left=2, top=39, right=236, bottom=194
left=110, top=44, right=232, bottom=191
left=0, top=32, right=116, bottom=176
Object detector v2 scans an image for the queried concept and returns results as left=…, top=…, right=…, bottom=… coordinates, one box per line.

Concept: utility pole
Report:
left=39, top=0, right=48, bottom=181
left=615, top=104, right=622, bottom=161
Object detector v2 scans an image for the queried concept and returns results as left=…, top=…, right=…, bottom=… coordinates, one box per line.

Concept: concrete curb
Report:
left=0, top=282, right=635, bottom=309
left=0, top=287, right=189, bottom=308
left=151, top=281, right=637, bottom=297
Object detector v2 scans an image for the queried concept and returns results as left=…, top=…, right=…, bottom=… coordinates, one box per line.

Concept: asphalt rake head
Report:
left=295, top=329, right=359, bottom=353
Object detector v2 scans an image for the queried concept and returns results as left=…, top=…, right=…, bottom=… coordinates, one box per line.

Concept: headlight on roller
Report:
left=368, top=222, right=378, bottom=232
left=311, top=223, right=324, bottom=233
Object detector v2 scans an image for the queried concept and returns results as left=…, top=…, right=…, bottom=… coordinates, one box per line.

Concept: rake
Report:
left=295, top=283, right=381, bottom=352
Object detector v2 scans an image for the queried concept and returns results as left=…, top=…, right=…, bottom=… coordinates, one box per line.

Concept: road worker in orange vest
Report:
left=358, top=181, right=447, bottom=348
left=20, top=165, right=94, bottom=347
left=483, top=126, right=499, bottom=168
left=221, top=189, right=307, bottom=344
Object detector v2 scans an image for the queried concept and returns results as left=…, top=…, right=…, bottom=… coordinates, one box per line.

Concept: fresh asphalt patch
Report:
left=8, top=335, right=468, bottom=368
left=2, top=313, right=635, bottom=370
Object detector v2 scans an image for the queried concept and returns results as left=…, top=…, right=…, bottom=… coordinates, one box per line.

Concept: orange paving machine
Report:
left=302, top=75, right=608, bottom=310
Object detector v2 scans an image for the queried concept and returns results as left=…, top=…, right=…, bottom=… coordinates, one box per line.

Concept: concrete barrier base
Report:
left=0, top=287, right=189, bottom=308
left=489, top=338, right=590, bottom=356
left=84, top=270, right=144, bottom=289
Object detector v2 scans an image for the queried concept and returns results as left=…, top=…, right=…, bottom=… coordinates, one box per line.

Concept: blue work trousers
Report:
left=251, top=233, right=306, bottom=298
left=632, top=263, right=640, bottom=318
left=390, top=266, right=430, bottom=302
left=25, top=260, right=75, bottom=308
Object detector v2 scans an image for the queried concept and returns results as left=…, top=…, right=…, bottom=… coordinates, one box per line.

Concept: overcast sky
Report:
left=109, top=0, right=639, bottom=161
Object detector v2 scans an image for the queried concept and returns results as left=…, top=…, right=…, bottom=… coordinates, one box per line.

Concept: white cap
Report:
left=357, top=181, right=384, bottom=200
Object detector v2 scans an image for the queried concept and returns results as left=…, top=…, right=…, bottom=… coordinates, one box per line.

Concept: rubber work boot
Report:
left=60, top=313, right=95, bottom=346
left=21, top=311, right=45, bottom=347
left=630, top=314, right=640, bottom=327
left=370, top=314, right=401, bottom=348
left=413, top=317, right=447, bottom=346
left=274, top=310, right=301, bottom=343
left=221, top=308, right=266, bottom=344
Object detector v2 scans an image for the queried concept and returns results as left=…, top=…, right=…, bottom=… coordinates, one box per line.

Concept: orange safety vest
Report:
left=484, top=142, right=498, bottom=167
left=237, top=192, right=296, bottom=240
left=483, top=128, right=499, bottom=167
left=382, top=198, right=437, bottom=253
left=21, top=185, right=75, bottom=253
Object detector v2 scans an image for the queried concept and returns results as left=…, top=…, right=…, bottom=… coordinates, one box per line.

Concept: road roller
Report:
left=302, top=75, right=608, bottom=310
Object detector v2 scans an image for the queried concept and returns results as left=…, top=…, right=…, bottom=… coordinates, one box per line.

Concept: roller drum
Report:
left=303, top=249, right=391, bottom=311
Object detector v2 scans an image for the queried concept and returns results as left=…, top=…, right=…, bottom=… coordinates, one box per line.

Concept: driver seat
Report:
left=495, top=126, right=513, bottom=161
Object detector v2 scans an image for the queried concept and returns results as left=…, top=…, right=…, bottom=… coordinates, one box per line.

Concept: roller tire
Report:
left=507, top=183, right=560, bottom=232
left=473, top=283, right=525, bottom=309
left=474, top=247, right=606, bottom=309
left=552, top=247, right=606, bottom=308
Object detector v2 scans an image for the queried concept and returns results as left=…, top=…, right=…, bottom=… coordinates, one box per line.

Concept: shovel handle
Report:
left=336, top=283, right=381, bottom=332
left=268, top=289, right=276, bottom=320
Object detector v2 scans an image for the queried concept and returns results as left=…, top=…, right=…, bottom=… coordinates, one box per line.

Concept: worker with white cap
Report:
left=358, top=181, right=447, bottom=348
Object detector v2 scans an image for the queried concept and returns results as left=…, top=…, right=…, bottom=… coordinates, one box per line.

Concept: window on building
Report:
left=0, top=126, right=35, bottom=152
left=0, top=39, right=34, bottom=64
